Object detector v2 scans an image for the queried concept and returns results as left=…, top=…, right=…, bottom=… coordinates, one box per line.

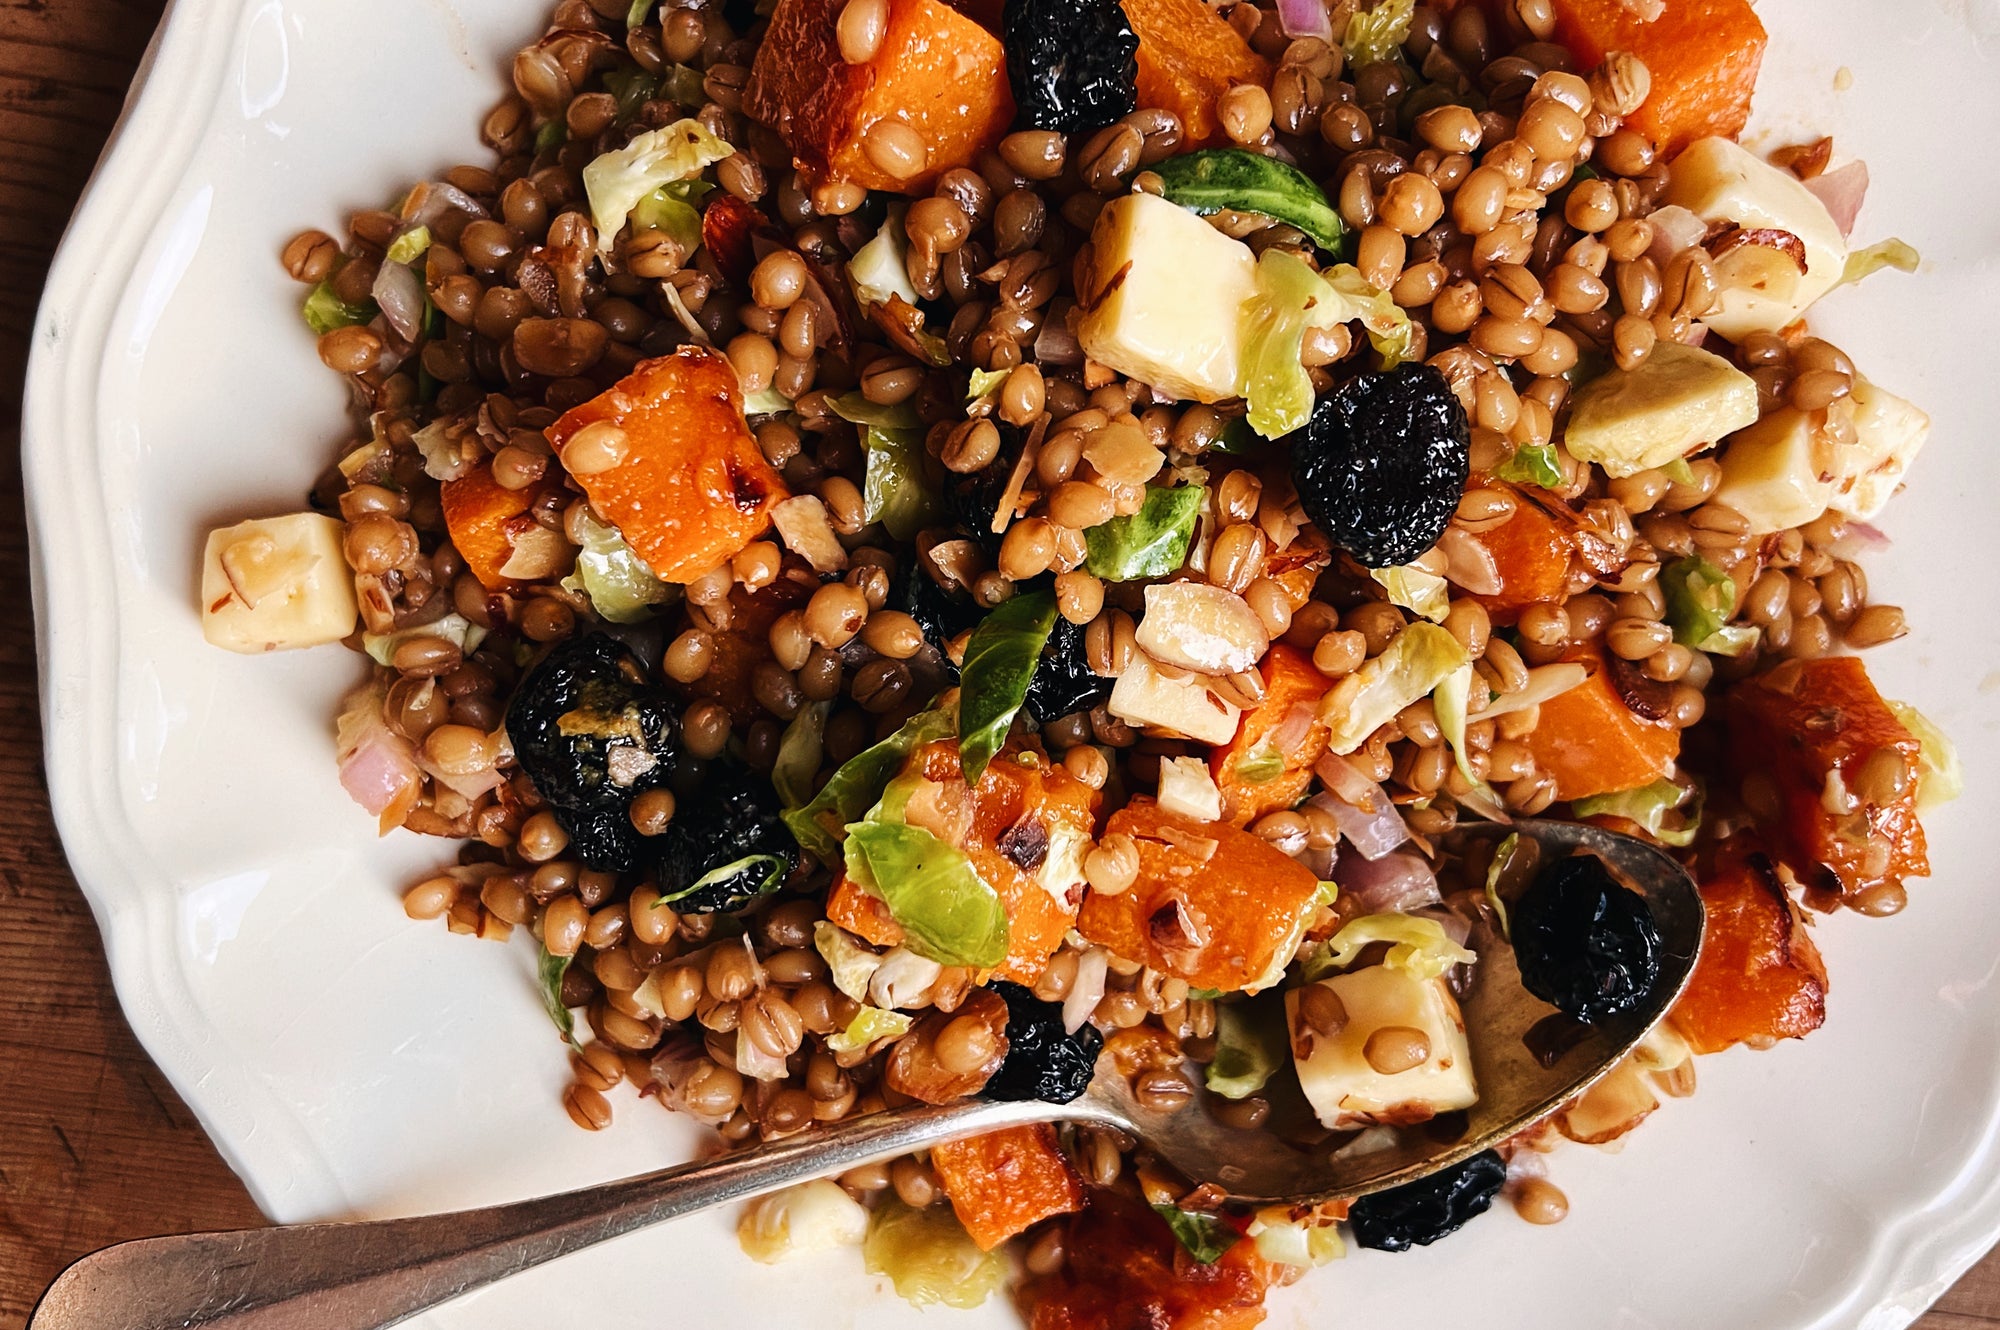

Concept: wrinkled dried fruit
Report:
left=651, top=761, right=798, bottom=912
left=1347, top=1149, right=1505, bottom=1252
left=983, top=980, right=1105, bottom=1103
left=941, top=421, right=1028, bottom=554
left=1513, top=854, right=1663, bottom=1025
left=1002, top=0, right=1139, bottom=133
left=1024, top=614, right=1113, bottom=724
left=1287, top=364, right=1470, bottom=568
left=508, top=634, right=680, bottom=871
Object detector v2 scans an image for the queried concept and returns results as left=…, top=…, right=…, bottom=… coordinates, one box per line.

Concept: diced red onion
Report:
left=1410, top=904, right=1473, bottom=948
left=1832, top=518, right=1892, bottom=559
left=1310, top=788, right=1410, bottom=862
left=401, top=180, right=489, bottom=228
left=372, top=260, right=426, bottom=344
left=1275, top=0, right=1333, bottom=40
left=1033, top=304, right=1083, bottom=366
left=1644, top=205, right=1709, bottom=266
left=1804, top=160, right=1868, bottom=240
left=1065, top=948, right=1108, bottom=1034
left=334, top=683, right=423, bottom=832
left=1335, top=847, right=1441, bottom=914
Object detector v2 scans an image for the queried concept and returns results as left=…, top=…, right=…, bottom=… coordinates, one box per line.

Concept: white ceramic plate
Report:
left=26, top=2, right=2000, bottom=1325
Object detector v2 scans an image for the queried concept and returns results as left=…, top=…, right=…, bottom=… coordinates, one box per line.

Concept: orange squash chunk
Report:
left=933, top=1124, right=1085, bottom=1251
left=1537, top=0, right=1766, bottom=156
left=1077, top=798, right=1321, bottom=993
left=1672, top=835, right=1827, bottom=1055
left=441, top=467, right=537, bottom=592
left=744, top=0, right=1014, bottom=194
left=1524, top=645, right=1680, bottom=802
left=1728, top=656, right=1928, bottom=897
left=1467, top=483, right=1575, bottom=623
left=1209, top=645, right=1333, bottom=826
left=827, top=736, right=1099, bottom=983
left=545, top=347, right=787, bottom=586
left=1123, top=0, right=1272, bottom=149
left=1024, top=1189, right=1279, bottom=1330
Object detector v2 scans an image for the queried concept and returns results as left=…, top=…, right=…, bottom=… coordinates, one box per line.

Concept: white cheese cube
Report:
left=1712, top=406, right=1833, bottom=534
left=1076, top=192, right=1258, bottom=403
left=1288, top=967, right=1477, bottom=1129
left=1827, top=377, right=1929, bottom=519
left=1156, top=755, right=1224, bottom=822
left=200, top=514, right=358, bottom=653
left=1107, top=653, right=1242, bottom=745
left=736, top=1180, right=869, bottom=1264
left=1564, top=342, right=1761, bottom=478
left=1661, top=137, right=1848, bottom=340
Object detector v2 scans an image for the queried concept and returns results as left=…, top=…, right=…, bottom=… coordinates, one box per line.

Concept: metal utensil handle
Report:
left=32, top=1095, right=1073, bottom=1330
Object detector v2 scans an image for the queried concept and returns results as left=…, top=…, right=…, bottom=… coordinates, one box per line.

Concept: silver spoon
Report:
left=30, top=818, right=1700, bottom=1330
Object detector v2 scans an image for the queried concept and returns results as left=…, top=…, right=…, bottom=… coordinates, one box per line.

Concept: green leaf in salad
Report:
left=581, top=118, right=732, bottom=254
left=848, top=204, right=924, bottom=308
left=1370, top=564, right=1449, bottom=622
left=537, top=945, right=581, bottom=1049
left=384, top=225, right=432, bottom=267
left=1482, top=831, right=1519, bottom=940
left=957, top=590, right=1059, bottom=784
left=1150, top=1204, right=1242, bottom=1265
left=780, top=703, right=956, bottom=861
left=1659, top=456, right=1698, bottom=487
left=604, top=65, right=660, bottom=121
left=1084, top=484, right=1203, bottom=581
left=1887, top=700, right=1962, bottom=811
left=1301, top=912, right=1475, bottom=983
left=1240, top=248, right=1328, bottom=438
left=1152, top=147, right=1346, bottom=252
left=843, top=814, right=1009, bottom=970
left=1572, top=778, right=1704, bottom=848
left=560, top=507, right=675, bottom=623
left=827, top=1006, right=914, bottom=1054
left=660, top=854, right=790, bottom=907
left=626, top=0, right=653, bottom=26
left=1316, top=263, right=1416, bottom=367
left=1837, top=237, right=1920, bottom=290
left=965, top=367, right=1010, bottom=409
left=1344, top=0, right=1416, bottom=66
left=1432, top=660, right=1476, bottom=782
left=302, top=280, right=376, bottom=336
left=1323, top=622, right=1471, bottom=755
left=814, top=921, right=884, bottom=1002
left=864, top=1198, right=1004, bottom=1309
left=535, top=118, right=568, bottom=155
left=362, top=612, right=487, bottom=668
left=861, top=425, right=938, bottom=540
left=772, top=701, right=831, bottom=810
left=630, top=178, right=714, bottom=255
left=1659, top=554, right=1754, bottom=654
left=829, top=390, right=923, bottom=432
left=1206, top=994, right=1289, bottom=1100
left=1494, top=441, right=1564, bottom=489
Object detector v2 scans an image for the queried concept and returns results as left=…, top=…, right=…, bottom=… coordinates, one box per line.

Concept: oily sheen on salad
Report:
left=197, top=0, right=1958, bottom=1320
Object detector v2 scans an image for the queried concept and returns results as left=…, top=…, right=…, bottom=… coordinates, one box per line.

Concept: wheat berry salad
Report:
left=193, top=0, right=1957, bottom=1320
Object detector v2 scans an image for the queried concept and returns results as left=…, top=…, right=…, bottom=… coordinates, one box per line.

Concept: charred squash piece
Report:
left=1727, top=655, right=1928, bottom=897
left=1209, top=644, right=1333, bottom=826
left=546, top=346, right=788, bottom=585
left=933, top=1124, right=1085, bottom=1251
left=440, top=467, right=538, bottom=592
left=1672, top=835, right=1828, bottom=1054
left=1524, top=644, right=1681, bottom=802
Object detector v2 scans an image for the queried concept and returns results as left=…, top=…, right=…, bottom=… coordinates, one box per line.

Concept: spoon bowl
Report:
left=31, top=820, right=1701, bottom=1330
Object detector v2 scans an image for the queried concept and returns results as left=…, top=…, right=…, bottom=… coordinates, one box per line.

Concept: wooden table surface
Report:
left=0, top=3, right=1992, bottom=1327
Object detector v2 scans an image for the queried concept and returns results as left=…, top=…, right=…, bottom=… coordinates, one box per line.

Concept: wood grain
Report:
left=0, top=2, right=1991, bottom=1328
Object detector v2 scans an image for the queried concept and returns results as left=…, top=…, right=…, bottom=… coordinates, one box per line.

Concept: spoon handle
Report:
left=30, top=1095, right=1075, bottom=1330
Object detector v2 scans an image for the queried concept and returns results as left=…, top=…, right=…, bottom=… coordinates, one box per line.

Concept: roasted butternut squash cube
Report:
left=440, top=468, right=539, bottom=592
left=1466, top=482, right=1575, bottom=622
left=1532, top=0, right=1766, bottom=155
left=1024, top=1189, right=1279, bottom=1330
left=744, top=0, right=1014, bottom=193
left=1672, top=836, right=1828, bottom=1054
left=933, top=1124, right=1084, bottom=1251
left=1728, top=656, right=1928, bottom=897
left=1122, top=0, right=1273, bottom=149
left=1076, top=798, right=1323, bottom=993
left=546, top=347, right=788, bottom=585
left=1209, top=645, right=1333, bottom=826
left=1524, top=645, right=1680, bottom=802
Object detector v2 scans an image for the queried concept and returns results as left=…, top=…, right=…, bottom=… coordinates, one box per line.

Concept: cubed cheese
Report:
left=1661, top=137, right=1848, bottom=340
left=1287, top=966, right=1477, bottom=1129
left=1156, top=755, right=1224, bottom=822
left=200, top=514, right=358, bottom=653
left=1827, top=377, right=1929, bottom=519
left=736, top=1180, right=869, bottom=1264
left=1712, top=406, right=1833, bottom=534
left=1564, top=342, right=1761, bottom=479
left=1133, top=582, right=1268, bottom=676
left=1107, top=653, right=1242, bottom=745
left=1075, top=192, right=1257, bottom=403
